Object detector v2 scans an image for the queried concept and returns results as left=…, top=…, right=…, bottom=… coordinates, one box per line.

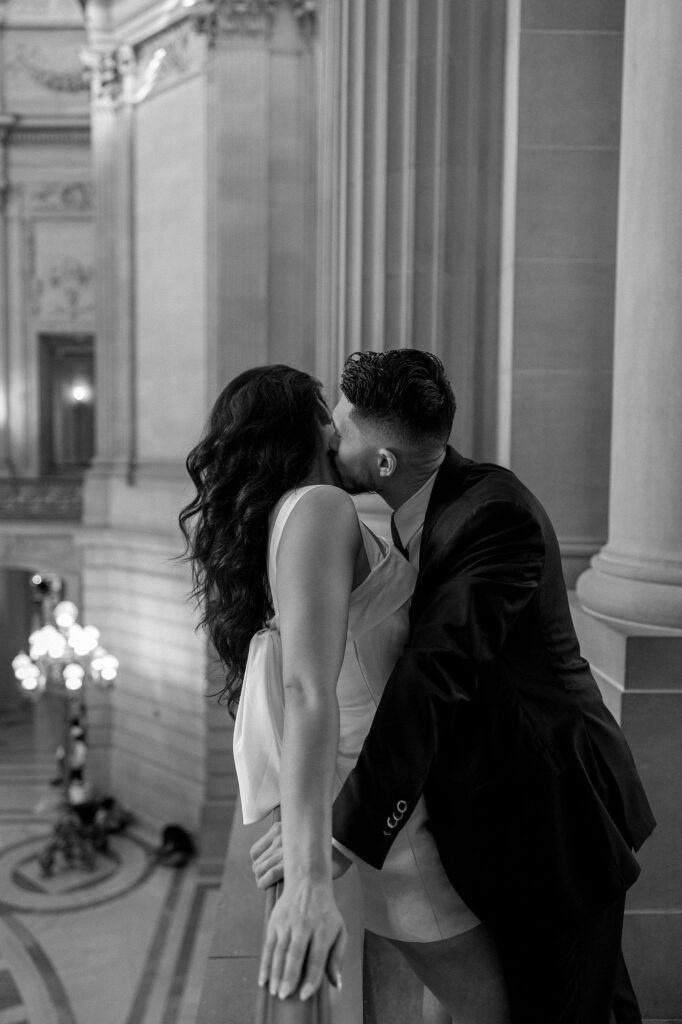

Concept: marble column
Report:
left=80, top=35, right=136, bottom=523
left=0, top=117, right=15, bottom=475
left=576, top=0, right=682, bottom=630
left=575, top=3, right=682, bottom=1015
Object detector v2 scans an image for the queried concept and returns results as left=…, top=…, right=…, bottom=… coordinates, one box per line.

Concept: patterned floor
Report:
left=0, top=700, right=219, bottom=1024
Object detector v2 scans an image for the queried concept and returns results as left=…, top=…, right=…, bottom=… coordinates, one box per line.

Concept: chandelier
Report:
left=12, top=600, right=118, bottom=696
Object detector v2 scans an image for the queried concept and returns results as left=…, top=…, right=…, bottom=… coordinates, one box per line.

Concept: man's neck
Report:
left=381, top=449, right=446, bottom=511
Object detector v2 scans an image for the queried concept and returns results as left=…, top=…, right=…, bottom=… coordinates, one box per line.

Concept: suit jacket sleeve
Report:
left=332, top=497, right=545, bottom=868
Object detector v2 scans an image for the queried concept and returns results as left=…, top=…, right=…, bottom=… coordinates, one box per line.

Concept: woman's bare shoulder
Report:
left=281, top=485, right=360, bottom=544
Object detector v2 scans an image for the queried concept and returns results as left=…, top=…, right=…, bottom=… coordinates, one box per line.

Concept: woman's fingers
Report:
left=278, top=930, right=310, bottom=1000
left=252, top=846, right=285, bottom=888
left=265, top=925, right=290, bottom=998
left=258, top=883, right=345, bottom=1001
left=299, top=922, right=343, bottom=1001
left=250, top=821, right=282, bottom=863
left=257, top=922, right=278, bottom=991
left=255, top=862, right=284, bottom=890
left=325, top=922, right=347, bottom=990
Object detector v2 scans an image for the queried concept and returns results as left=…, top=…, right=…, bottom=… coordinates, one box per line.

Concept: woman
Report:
left=180, top=366, right=508, bottom=1024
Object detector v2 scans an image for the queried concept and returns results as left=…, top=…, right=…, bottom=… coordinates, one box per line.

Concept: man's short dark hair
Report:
left=340, top=349, right=456, bottom=447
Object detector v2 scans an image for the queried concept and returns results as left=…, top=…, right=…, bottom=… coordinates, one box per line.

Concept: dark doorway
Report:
left=39, top=333, right=95, bottom=475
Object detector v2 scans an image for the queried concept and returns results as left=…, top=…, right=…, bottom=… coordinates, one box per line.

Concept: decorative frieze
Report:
left=26, top=182, right=93, bottom=214
left=27, top=220, right=95, bottom=322
left=135, top=19, right=205, bottom=101
left=191, top=0, right=317, bottom=44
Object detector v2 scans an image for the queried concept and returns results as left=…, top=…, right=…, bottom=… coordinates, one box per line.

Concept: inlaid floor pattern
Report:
left=0, top=701, right=219, bottom=1024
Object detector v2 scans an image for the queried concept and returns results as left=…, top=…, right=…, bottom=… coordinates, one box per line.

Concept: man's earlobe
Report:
left=377, top=448, right=397, bottom=478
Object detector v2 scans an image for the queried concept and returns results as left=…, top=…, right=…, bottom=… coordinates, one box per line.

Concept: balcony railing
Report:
left=0, top=477, right=83, bottom=520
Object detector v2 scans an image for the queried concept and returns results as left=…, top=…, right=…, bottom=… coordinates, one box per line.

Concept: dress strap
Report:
left=267, top=485, right=321, bottom=608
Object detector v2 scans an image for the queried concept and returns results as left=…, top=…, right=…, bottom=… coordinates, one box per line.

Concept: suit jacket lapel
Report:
left=419, top=446, right=469, bottom=564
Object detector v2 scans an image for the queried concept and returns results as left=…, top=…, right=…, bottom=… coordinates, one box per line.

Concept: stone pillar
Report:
left=577, top=3, right=682, bottom=630
left=80, top=32, right=136, bottom=524
left=575, top=2, right=682, bottom=1015
left=0, top=116, right=15, bottom=475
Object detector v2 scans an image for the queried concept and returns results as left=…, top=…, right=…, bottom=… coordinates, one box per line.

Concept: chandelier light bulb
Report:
left=54, top=601, right=79, bottom=628
left=21, top=676, right=39, bottom=691
left=15, top=663, right=39, bottom=680
left=64, top=675, right=84, bottom=691
left=63, top=663, right=85, bottom=680
left=47, top=636, right=67, bottom=659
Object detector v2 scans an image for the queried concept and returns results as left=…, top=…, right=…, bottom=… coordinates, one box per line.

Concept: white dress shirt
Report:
left=391, top=467, right=440, bottom=570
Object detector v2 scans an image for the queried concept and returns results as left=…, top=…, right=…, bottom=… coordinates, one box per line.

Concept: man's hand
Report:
left=251, top=823, right=353, bottom=889
left=258, top=879, right=346, bottom=1001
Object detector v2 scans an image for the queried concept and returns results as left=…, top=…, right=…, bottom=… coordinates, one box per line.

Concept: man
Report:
left=254, top=349, right=654, bottom=1022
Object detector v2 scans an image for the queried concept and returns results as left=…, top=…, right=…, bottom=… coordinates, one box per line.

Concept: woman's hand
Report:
left=258, top=878, right=346, bottom=1000
left=251, top=822, right=353, bottom=889
left=251, top=821, right=284, bottom=890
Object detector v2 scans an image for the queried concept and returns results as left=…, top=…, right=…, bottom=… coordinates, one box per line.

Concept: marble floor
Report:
left=0, top=699, right=220, bottom=1024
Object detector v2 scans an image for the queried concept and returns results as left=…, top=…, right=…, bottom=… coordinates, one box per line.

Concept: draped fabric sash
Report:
left=232, top=621, right=285, bottom=825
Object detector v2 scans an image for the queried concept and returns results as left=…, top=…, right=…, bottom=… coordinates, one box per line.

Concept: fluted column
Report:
left=0, top=117, right=14, bottom=475
left=80, top=26, right=137, bottom=523
left=577, top=0, right=682, bottom=629
left=573, top=5, right=682, bottom=1015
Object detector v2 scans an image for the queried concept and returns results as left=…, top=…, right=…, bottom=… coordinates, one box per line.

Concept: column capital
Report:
left=191, top=0, right=316, bottom=45
left=0, top=116, right=15, bottom=214
left=80, top=43, right=136, bottom=103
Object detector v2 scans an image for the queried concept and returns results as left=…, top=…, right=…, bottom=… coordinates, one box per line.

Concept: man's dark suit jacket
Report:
left=333, top=447, right=655, bottom=932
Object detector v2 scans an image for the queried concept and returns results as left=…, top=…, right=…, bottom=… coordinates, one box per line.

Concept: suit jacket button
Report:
left=397, top=800, right=407, bottom=813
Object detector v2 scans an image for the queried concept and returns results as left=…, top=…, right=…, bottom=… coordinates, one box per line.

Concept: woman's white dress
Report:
left=233, top=487, right=478, bottom=1017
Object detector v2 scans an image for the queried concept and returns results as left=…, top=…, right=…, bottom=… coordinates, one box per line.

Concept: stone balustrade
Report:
left=0, top=477, right=83, bottom=520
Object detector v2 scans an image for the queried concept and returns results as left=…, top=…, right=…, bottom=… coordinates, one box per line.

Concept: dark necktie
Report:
left=390, top=513, right=409, bottom=560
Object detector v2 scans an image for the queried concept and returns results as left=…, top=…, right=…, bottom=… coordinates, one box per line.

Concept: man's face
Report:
left=329, top=396, right=378, bottom=495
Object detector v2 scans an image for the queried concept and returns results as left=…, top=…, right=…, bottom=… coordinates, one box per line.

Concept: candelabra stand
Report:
left=12, top=599, right=119, bottom=875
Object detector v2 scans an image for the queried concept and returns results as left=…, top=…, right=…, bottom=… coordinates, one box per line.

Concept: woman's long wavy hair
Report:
left=179, top=365, right=328, bottom=714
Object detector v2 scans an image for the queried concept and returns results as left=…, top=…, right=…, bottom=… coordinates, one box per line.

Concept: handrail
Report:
left=254, top=810, right=332, bottom=1024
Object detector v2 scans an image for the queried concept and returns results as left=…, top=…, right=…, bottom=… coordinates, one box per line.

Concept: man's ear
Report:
left=377, top=448, right=397, bottom=478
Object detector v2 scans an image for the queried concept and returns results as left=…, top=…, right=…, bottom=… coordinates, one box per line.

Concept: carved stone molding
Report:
left=135, top=19, right=205, bottom=101
left=0, top=118, right=14, bottom=213
left=79, top=44, right=135, bottom=102
left=27, top=182, right=93, bottom=214
left=191, top=0, right=317, bottom=44
left=13, top=43, right=89, bottom=94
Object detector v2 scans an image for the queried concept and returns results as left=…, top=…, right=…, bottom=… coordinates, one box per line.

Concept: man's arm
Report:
left=332, top=497, right=545, bottom=868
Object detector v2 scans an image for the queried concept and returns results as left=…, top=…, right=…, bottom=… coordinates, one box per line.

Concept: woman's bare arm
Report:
left=258, top=485, right=362, bottom=1002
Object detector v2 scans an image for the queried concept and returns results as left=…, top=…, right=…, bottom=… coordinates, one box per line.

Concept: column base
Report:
left=577, top=552, right=682, bottom=630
